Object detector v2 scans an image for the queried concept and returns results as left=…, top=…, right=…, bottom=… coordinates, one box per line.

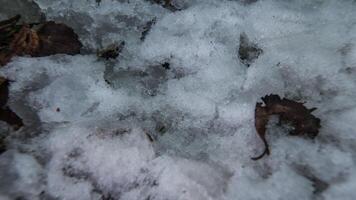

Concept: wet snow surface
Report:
left=1, top=0, right=356, bottom=199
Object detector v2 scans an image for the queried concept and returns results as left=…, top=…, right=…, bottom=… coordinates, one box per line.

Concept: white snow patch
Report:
left=1, top=0, right=356, bottom=200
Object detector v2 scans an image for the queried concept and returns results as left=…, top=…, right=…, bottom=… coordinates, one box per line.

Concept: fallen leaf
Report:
left=0, top=15, right=22, bottom=66
left=252, top=94, right=321, bottom=160
left=0, top=15, right=82, bottom=66
left=10, top=25, right=40, bottom=56
left=35, top=21, right=82, bottom=56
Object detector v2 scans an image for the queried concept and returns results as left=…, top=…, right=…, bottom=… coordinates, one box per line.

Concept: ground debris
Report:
left=0, top=15, right=82, bottom=66
left=0, top=77, right=10, bottom=108
left=0, top=77, right=23, bottom=130
left=252, top=94, right=321, bottom=160
left=140, top=18, right=157, bottom=41
left=97, top=41, right=125, bottom=60
left=149, top=0, right=182, bottom=12
left=293, top=164, right=329, bottom=195
left=238, top=32, right=263, bottom=67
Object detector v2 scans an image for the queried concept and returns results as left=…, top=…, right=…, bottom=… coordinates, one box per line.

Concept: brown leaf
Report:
left=252, top=94, right=321, bottom=160
left=0, top=25, right=40, bottom=66
left=0, top=16, right=82, bottom=66
left=10, top=25, right=40, bottom=55
left=0, top=15, right=22, bottom=66
left=35, top=21, right=82, bottom=56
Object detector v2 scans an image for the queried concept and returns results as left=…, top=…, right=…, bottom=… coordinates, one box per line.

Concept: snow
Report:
left=1, top=0, right=356, bottom=199
left=0, top=150, right=43, bottom=199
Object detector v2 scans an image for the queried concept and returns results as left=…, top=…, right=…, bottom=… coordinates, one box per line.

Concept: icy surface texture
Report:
left=1, top=0, right=356, bottom=200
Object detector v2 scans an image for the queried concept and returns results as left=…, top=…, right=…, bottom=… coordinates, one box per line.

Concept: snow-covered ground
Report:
left=1, top=0, right=356, bottom=199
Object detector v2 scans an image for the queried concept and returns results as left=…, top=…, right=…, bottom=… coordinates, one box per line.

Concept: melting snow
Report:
left=1, top=0, right=356, bottom=199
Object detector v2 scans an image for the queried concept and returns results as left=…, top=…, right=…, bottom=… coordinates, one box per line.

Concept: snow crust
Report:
left=1, top=0, right=356, bottom=199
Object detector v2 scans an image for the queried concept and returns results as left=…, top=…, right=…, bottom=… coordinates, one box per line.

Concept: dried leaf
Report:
left=252, top=94, right=321, bottom=160
left=0, top=16, right=82, bottom=66
left=0, top=15, right=22, bottom=66
left=1, top=25, right=40, bottom=65
left=10, top=25, right=40, bottom=55
left=35, top=21, right=82, bottom=56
